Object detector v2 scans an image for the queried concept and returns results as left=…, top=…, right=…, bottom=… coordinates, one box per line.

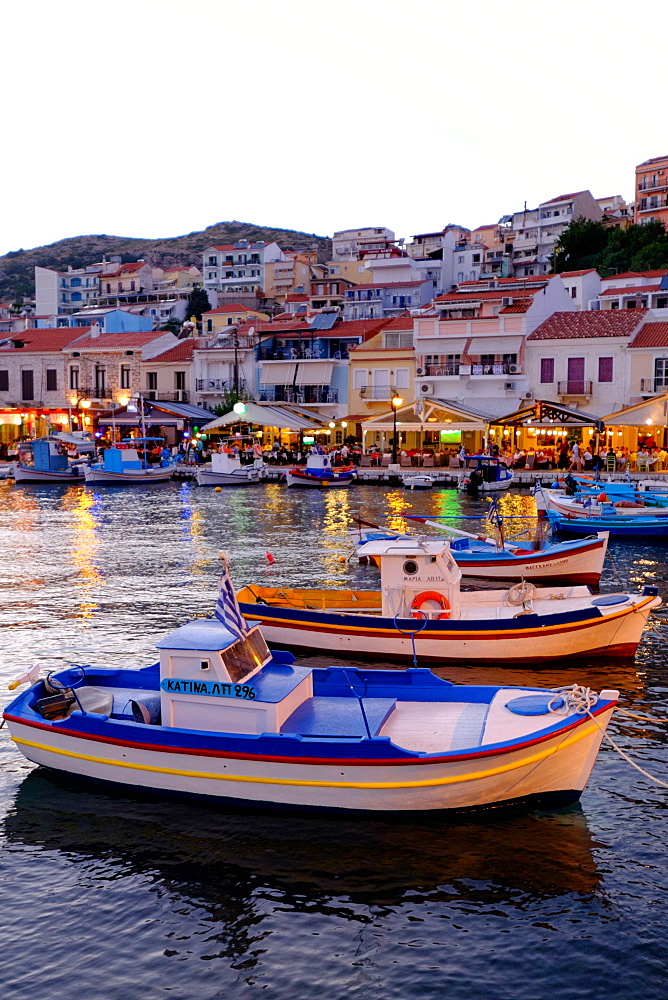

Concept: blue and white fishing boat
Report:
left=13, top=434, right=94, bottom=483
left=457, top=456, right=513, bottom=494
left=238, top=536, right=659, bottom=663
left=84, top=439, right=175, bottom=485
left=352, top=517, right=609, bottom=586
left=546, top=509, right=668, bottom=541
left=3, top=552, right=620, bottom=813
left=196, top=450, right=264, bottom=487
left=286, top=451, right=356, bottom=488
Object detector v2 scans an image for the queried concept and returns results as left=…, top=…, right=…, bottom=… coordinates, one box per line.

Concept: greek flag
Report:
left=214, top=552, right=249, bottom=640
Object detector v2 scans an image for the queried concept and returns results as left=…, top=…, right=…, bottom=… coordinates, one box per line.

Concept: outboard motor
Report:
left=564, top=474, right=578, bottom=496
left=466, top=467, right=484, bottom=496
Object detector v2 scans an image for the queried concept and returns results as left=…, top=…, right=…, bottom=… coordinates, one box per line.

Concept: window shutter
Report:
left=540, top=358, right=554, bottom=384
left=598, top=357, right=613, bottom=383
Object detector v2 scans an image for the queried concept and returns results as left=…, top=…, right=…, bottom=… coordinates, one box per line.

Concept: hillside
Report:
left=0, top=221, right=333, bottom=303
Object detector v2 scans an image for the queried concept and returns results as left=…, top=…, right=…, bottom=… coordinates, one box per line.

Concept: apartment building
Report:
left=634, top=155, right=668, bottom=228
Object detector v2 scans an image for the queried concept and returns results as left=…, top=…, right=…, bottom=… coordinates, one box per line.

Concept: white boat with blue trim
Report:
left=196, top=450, right=264, bottom=487
left=458, top=455, right=514, bottom=493
left=237, top=536, right=659, bottom=663
left=3, top=553, right=619, bottom=813
left=13, top=433, right=95, bottom=483
left=83, top=440, right=175, bottom=485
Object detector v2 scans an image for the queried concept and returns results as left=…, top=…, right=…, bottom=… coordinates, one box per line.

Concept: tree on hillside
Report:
left=551, top=217, right=608, bottom=273
left=184, top=286, right=211, bottom=323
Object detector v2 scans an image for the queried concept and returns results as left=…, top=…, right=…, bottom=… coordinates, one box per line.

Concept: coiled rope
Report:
left=549, top=683, right=668, bottom=789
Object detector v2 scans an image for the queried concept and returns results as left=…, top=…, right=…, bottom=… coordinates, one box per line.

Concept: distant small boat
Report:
left=403, top=474, right=434, bottom=490
left=286, top=452, right=356, bottom=488
left=3, top=553, right=621, bottom=813
left=458, top=456, right=513, bottom=493
left=196, top=451, right=264, bottom=487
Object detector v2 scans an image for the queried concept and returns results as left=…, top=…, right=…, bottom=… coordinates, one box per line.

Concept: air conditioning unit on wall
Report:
left=419, top=382, right=434, bottom=396
left=416, top=366, right=426, bottom=376
left=524, top=390, right=534, bottom=400
left=508, top=363, right=520, bottom=374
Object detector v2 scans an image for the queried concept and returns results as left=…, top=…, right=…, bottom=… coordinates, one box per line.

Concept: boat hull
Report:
left=285, top=470, right=354, bottom=488
left=4, top=703, right=614, bottom=812
left=238, top=595, right=658, bottom=663
left=196, top=468, right=262, bottom=486
left=13, top=465, right=84, bottom=483
left=83, top=466, right=175, bottom=484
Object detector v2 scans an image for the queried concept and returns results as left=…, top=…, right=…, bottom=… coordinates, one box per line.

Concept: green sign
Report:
left=440, top=430, right=462, bottom=443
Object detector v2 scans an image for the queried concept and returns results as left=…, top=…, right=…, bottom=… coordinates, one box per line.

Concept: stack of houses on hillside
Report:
left=2, top=155, right=668, bottom=450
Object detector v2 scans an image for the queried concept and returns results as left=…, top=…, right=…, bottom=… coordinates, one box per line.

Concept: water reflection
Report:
left=61, top=487, right=104, bottom=620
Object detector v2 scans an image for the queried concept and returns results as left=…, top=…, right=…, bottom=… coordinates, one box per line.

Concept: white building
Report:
left=331, top=227, right=395, bottom=261
left=202, top=241, right=285, bottom=300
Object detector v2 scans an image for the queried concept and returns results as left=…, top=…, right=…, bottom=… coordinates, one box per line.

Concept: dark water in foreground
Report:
left=1, top=481, right=668, bottom=999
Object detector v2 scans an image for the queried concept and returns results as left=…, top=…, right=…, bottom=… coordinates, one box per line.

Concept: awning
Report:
left=468, top=335, right=523, bottom=355
left=98, top=408, right=183, bottom=427
left=202, top=401, right=322, bottom=433
left=259, top=362, right=296, bottom=385
left=295, top=361, right=333, bottom=385
left=418, top=337, right=469, bottom=354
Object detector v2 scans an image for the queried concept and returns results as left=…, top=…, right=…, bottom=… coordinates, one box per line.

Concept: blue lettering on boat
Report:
left=160, top=679, right=255, bottom=699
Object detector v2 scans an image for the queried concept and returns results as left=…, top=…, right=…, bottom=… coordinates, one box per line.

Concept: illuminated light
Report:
left=79, top=399, right=92, bottom=409
left=427, top=417, right=437, bottom=422
left=392, top=395, right=403, bottom=408
left=256, top=431, right=263, bottom=438
left=233, top=401, right=247, bottom=415
left=341, top=421, right=348, bottom=428
left=94, top=431, right=103, bottom=439
left=646, top=418, right=654, bottom=426
left=83, top=416, right=91, bottom=425
left=13, top=415, right=22, bottom=426
left=183, top=431, right=190, bottom=438
left=117, top=396, right=130, bottom=407
left=328, top=421, right=336, bottom=428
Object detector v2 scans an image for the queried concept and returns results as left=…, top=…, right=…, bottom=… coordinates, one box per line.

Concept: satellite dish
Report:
left=248, top=326, right=255, bottom=337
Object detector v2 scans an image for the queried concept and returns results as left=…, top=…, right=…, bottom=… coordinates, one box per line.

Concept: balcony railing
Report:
left=469, top=363, right=522, bottom=377
left=259, top=387, right=338, bottom=404
left=195, top=379, right=248, bottom=394
left=360, top=385, right=393, bottom=400
left=145, top=391, right=190, bottom=402
left=557, top=380, right=593, bottom=396
left=640, top=378, right=668, bottom=394
left=424, top=363, right=460, bottom=377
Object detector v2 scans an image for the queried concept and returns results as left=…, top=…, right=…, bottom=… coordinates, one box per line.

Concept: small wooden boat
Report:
left=546, top=509, right=668, bottom=540
left=196, top=451, right=263, bottom=487
left=538, top=485, right=668, bottom=520
left=13, top=434, right=94, bottom=483
left=353, top=520, right=609, bottom=586
left=237, top=536, right=659, bottom=663
left=458, top=456, right=513, bottom=494
left=84, top=441, right=175, bottom=485
left=3, top=553, right=620, bottom=813
left=403, top=474, right=434, bottom=490
left=286, top=452, right=356, bottom=488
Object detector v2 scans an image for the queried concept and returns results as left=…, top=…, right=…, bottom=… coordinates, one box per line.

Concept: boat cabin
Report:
left=357, top=536, right=462, bottom=619
left=465, top=455, right=512, bottom=484
left=156, top=620, right=312, bottom=733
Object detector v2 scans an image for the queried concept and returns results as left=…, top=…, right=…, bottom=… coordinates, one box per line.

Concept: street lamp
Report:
left=391, top=392, right=403, bottom=465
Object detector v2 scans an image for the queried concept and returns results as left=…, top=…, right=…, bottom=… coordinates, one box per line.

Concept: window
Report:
left=353, top=368, right=365, bottom=390
left=21, top=370, right=34, bottom=400
left=0, top=370, right=8, bottom=391
left=599, top=357, right=613, bottom=382
left=120, top=365, right=131, bottom=389
left=130, top=281, right=135, bottom=291
left=95, top=366, right=106, bottom=394
left=540, top=358, right=555, bottom=383
left=472, top=254, right=480, bottom=263
left=395, top=367, right=409, bottom=388
left=46, top=369, right=58, bottom=391
left=69, top=366, right=79, bottom=390
left=571, top=287, right=577, bottom=298
left=71, top=292, right=82, bottom=301
left=70, top=278, right=82, bottom=287
left=147, top=372, right=157, bottom=391
left=655, top=358, right=668, bottom=390
left=175, top=371, right=185, bottom=390
left=208, top=256, right=217, bottom=266
left=657, top=297, right=668, bottom=309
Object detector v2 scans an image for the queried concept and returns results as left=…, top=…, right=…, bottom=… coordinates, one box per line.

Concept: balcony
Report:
left=640, top=378, right=668, bottom=395
left=469, top=363, right=522, bottom=377
left=258, top=348, right=325, bottom=361
left=145, top=391, right=190, bottom=402
left=360, top=385, right=393, bottom=400
left=638, top=180, right=668, bottom=193
left=195, top=379, right=248, bottom=394
left=424, top=363, right=460, bottom=377
left=557, top=380, right=593, bottom=397
left=259, top=387, right=338, bottom=404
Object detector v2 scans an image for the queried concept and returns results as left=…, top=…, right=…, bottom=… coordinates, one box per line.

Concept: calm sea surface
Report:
left=1, top=480, right=668, bottom=999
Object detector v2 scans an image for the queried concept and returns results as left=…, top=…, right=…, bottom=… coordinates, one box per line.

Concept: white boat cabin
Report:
left=357, top=537, right=462, bottom=619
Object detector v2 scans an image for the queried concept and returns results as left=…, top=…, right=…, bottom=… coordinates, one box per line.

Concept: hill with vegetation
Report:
left=0, top=221, right=332, bottom=303
left=554, top=219, right=668, bottom=275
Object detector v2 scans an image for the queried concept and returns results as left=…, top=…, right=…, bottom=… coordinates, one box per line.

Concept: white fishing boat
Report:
left=403, top=474, right=434, bottom=490
left=196, top=451, right=264, bottom=487
left=3, top=553, right=620, bottom=813
left=237, top=536, right=660, bottom=663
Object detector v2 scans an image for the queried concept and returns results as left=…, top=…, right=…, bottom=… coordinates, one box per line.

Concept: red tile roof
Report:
left=600, top=284, right=660, bottom=297
left=435, top=287, right=538, bottom=304
left=150, top=340, right=197, bottom=363
left=0, top=327, right=90, bottom=352
left=102, top=261, right=149, bottom=278
left=285, top=294, right=309, bottom=302
left=541, top=191, right=588, bottom=204
left=601, top=270, right=667, bottom=282
left=500, top=301, right=532, bottom=314
left=629, top=322, right=668, bottom=349
left=203, top=303, right=254, bottom=315
left=528, top=311, right=645, bottom=341
left=559, top=269, right=597, bottom=278
left=67, top=330, right=168, bottom=349
left=380, top=313, right=414, bottom=330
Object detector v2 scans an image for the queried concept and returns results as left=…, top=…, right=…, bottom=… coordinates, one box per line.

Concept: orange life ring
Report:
left=411, top=591, right=451, bottom=620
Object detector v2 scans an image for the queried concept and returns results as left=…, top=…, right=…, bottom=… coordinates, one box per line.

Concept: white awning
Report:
left=468, top=335, right=523, bottom=355
left=202, top=401, right=322, bottom=432
left=259, top=362, right=296, bottom=385
left=295, top=361, right=333, bottom=385
left=418, top=337, right=469, bottom=353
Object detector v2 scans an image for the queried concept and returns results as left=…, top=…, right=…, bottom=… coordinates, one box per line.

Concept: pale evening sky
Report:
left=1, top=0, right=664, bottom=256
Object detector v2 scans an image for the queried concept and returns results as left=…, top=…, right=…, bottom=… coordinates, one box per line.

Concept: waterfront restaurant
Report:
left=201, top=400, right=324, bottom=450
left=359, top=397, right=489, bottom=461
left=488, top=399, right=604, bottom=456
left=601, top=394, right=668, bottom=455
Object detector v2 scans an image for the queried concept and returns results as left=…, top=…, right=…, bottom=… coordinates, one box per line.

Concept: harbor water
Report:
left=1, top=480, right=668, bottom=999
